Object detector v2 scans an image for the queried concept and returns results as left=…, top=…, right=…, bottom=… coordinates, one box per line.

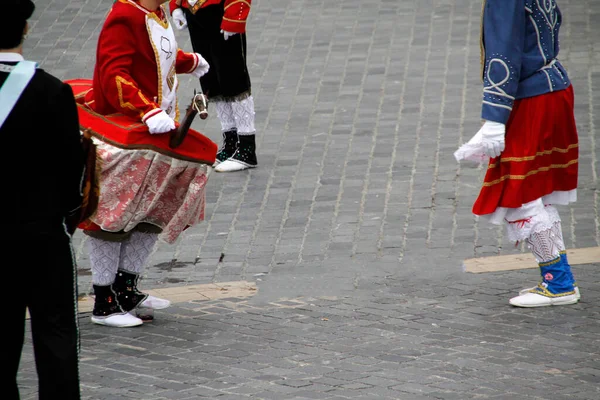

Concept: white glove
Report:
left=172, top=8, right=187, bottom=30
left=478, top=120, right=506, bottom=158
left=144, top=110, right=176, bottom=134
left=191, top=53, right=210, bottom=78
left=220, top=29, right=237, bottom=40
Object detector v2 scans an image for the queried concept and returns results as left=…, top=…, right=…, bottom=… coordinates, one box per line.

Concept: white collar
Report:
left=0, top=53, right=25, bottom=63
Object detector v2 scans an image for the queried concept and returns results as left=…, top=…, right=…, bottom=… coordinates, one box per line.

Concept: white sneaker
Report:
left=519, top=285, right=580, bottom=300
left=509, top=292, right=579, bottom=308
left=91, top=312, right=143, bottom=327
left=139, top=295, right=171, bottom=310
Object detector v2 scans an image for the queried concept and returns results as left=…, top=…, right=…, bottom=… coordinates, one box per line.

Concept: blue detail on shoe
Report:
left=560, top=251, right=577, bottom=289
left=537, top=255, right=576, bottom=295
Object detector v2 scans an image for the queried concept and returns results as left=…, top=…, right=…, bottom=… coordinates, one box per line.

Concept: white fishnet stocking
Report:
left=231, top=96, right=255, bottom=134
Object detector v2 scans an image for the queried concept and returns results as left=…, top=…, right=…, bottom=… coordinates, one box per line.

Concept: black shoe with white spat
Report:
left=215, top=134, right=257, bottom=172
left=213, top=129, right=238, bottom=167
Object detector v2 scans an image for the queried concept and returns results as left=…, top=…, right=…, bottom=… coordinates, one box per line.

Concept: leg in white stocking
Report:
left=214, top=101, right=236, bottom=132
left=118, top=231, right=158, bottom=275
left=544, top=205, right=578, bottom=295
left=213, top=101, right=238, bottom=165
left=517, top=206, right=580, bottom=299
left=88, top=237, right=142, bottom=327
left=506, top=209, right=578, bottom=307
left=215, top=96, right=257, bottom=172
left=89, top=237, right=120, bottom=286
left=231, top=96, right=255, bottom=135
left=114, top=232, right=170, bottom=312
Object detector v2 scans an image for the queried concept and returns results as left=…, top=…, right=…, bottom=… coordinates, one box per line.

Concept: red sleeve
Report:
left=221, top=0, right=251, bottom=33
left=95, top=15, right=159, bottom=119
left=175, top=49, right=200, bottom=74
left=169, top=0, right=182, bottom=14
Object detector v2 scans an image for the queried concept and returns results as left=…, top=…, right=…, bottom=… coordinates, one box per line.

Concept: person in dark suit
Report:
left=1, top=1, right=84, bottom=398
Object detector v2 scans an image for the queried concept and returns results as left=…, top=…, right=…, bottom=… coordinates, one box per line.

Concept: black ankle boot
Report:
left=215, top=129, right=238, bottom=164
left=230, top=134, right=257, bottom=166
left=112, top=270, right=148, bottom=312
left=92, top=285, right=125, bottom=317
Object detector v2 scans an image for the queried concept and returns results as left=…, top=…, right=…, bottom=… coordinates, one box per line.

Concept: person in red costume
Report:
left=81, top=0, right=213, bottom=328
left=169, top=0, right=257, bottom=172
left=88, top=0, right=209, bottom=131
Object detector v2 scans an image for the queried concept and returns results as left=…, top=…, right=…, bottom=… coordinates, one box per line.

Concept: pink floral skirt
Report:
left=83, top=140, right=209, bottom=244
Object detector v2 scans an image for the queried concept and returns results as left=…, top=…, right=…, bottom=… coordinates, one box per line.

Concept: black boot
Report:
left=92, top=284, right=125, bottom=317
left=214, top=134, right=257, bottom=172
left=91, top=285, right=143, bottom=327
left=214, top=129, right=238, bottom=165
left=112, top=270, right=148, bottom=312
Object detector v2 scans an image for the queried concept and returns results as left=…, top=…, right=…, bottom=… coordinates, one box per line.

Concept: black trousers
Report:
left=5, top=222, right=80, bottom=399
left=184, top=4, right=252, bottom=101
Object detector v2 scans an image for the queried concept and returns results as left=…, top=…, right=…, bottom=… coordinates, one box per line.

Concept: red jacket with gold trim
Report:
left=87, top=0, right=201, bottom=120
left=169, top=0, right=251, bottom=34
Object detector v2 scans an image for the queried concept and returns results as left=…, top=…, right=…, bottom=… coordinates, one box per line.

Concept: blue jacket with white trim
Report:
left=481, top=0, right=570, bottom=124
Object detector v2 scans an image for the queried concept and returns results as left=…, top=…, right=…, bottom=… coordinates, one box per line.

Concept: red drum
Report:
left=66, top=79, right=217, bottom=166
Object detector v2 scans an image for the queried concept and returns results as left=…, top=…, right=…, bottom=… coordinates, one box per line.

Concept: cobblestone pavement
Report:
left=18, top=0, right=600, bottom=399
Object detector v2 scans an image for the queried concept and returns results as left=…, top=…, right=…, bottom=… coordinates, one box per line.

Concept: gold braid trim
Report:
left=482, top=159, right=579, bottom=187
left=116, top=76, right=151, bottom=117
left=487, top=144, right=579, bottom=166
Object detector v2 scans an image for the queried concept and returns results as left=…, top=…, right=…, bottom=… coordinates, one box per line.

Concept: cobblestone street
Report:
left=17, top=0, right=600, bottom=399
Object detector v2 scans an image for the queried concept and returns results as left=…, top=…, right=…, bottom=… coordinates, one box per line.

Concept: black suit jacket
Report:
left=0, top=61, right=84, bottom=228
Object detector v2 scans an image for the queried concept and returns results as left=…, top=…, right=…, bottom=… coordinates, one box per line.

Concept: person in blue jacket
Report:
left=465, top=0, right=580, bottom=307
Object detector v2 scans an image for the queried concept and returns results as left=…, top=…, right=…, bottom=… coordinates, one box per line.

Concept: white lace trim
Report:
left=481, top=189, right=577, bottom=225
left=505, top=209, right=554, bottom=243
left=544, top=204, right=561, bottom=225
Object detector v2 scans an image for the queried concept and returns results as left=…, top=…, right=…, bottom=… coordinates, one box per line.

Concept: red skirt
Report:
left=472, top=86, right=579, bottom=216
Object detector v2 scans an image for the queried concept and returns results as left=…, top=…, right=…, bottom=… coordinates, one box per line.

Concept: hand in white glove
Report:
left=191, top=53, right=210, bottom=78
left=172, top=8, right=187, bottom=30
left=220, top=29, right=237, bottom=40
left=144, top=110, right=176, bottom=134
left=478, top=120, right=506, bottom=158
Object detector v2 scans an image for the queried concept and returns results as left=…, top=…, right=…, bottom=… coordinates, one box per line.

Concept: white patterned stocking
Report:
left=526, top=228, right=563, bottom=263
left=231, top=96, right=255, bottom=134
left=214, top=101, right=236, bottom=132
left=545, top=205, right=566, bottom=252
left=89, top=237, right=120, bottom=286
left=505, top=208, right=563, bottom=263
left=118, top=231, right=158, bottom=274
